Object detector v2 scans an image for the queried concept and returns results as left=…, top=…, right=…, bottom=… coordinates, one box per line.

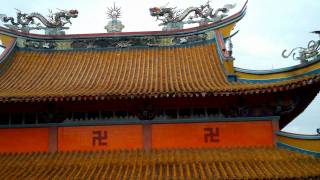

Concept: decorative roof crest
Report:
left=149, top=1, right=236, bottom=31
left=107, top=2, right=122, bottom=19
left=282, top=31, right=320, bottom=64
left=0, top=9, right=78, bottom=35
left=105, top=3, right=124, bottom=32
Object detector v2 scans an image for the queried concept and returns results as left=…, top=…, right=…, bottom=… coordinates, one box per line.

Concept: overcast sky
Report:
left=0, top=0, right=319, bottom=134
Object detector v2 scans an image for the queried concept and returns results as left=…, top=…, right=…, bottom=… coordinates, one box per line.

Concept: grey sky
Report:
left=0, top=0, right=319, bottom=134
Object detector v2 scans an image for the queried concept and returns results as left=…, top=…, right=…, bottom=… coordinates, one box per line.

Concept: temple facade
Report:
left=0, top=1, right=319, bottom=179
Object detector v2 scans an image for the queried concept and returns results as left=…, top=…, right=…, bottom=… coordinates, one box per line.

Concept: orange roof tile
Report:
left=0, top=43, right=319, bottom=102
left=0, top=147, right=319, bottom=179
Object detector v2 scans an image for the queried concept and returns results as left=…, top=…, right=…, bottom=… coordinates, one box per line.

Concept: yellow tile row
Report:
left=0, top=147, right=319, bottom=179
left=0, top=43, right=318, bottom=99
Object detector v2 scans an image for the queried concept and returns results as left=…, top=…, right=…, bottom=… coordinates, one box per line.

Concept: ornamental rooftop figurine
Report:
left=0, top=9, right=78, bottom=35
left=105, top=3, right=125, bottom=32
left=282, top=31, right=320, bottom=64
left=149, top=1, right=236, bottom=30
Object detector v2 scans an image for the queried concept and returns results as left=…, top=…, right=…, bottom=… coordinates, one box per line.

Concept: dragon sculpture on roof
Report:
left=0, top=9, right=78, bottom=34
left=149, top=1, right=236, bottom=30
left=282, top=31, right=320, bottom=64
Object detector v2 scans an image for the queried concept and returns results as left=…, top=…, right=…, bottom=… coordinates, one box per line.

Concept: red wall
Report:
left=0, top=120, right=276, bottom=152
left=152, top=121, right=274, bottom=149
left=0, top=128, right=49, bottom=153
left=58, top=125, right=143, bottom=151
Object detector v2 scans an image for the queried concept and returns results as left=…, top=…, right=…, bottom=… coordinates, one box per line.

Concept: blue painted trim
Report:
left=237, top=68, right=320, bottom=83
left=227, top=74, right=237, bottom=82
left=0, top=116, right=280, bottom=128
left=277, top=131, right=320, bottom=140
left=277, top=141, right=320, bottom=157
left=235, top=55, right=320, bottom=75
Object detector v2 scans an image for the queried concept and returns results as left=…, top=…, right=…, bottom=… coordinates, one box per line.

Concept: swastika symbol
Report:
left=92, top=130, right=108, bottom=146
left=204, top=128, right=220, bottom=143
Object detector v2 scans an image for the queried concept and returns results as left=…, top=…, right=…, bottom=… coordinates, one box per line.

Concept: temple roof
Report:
left=0, top=41, right=319, bottom=102
left=0, top=147, right=319, bottom=179
left=0, top=2, right=319, bottom=102
left=0, top=43, right=232, bottom=99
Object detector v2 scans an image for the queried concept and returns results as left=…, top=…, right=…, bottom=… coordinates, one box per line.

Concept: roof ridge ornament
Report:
left=282, top=31, right=320, bottom=64
left=0, top=9, right=78, bottom=35
left=105, top=3, right=124, bottom=32
left=149, top=1, right=236, bottom=31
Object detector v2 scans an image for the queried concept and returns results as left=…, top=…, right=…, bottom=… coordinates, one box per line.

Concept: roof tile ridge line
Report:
left=0, top=50, right=28, bottom=90
left=178, top=45, right=192, bottom=92
left=111, top=48, right=128, bottom=94
left=204, top=43, right=221, bottom=89
left=212, top=31, right=231, bottom=82
left=185, top=45, right=202, bottom=93
left=215, top=30, right=230, bottom=60
left=141, top=47, right=151, bottom=94
left=99, top=48, right=114, bottom=95
left=193, top=44, right=212, bottom=91
left=204, top=43, right=225, bottom=88
left=52, top=50, right=77, bottom=95
left=149, top=46, right=156, bottom=93
left=124, top=48, right=138, bottom=95
left=88, top=50, right=107, bottom=95
left=36, top=51, right=62, bottom=95
left=103, top=49, right=121, bottom=94
left=15, top=50, right=43, bottom=93
left=77, top=50, right=99, bottom=94
left=0, top=38, right=16, bottom=63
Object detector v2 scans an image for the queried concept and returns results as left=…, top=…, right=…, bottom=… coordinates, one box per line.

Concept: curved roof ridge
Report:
left=277, top=131, right=320, bottom=139
left=0, top=1, right=247, bottom=40
left=235, top=56, right=320, bottom=75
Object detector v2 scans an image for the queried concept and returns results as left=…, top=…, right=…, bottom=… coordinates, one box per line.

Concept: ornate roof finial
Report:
left=282, top=31, right=320, bottom=64
left=105, top=2, right=124, bottom=32
left=149, top=1, right=236, bottom=31
left=0, top=9, right=78, bottom=35
left=107, top=2, right=122, bottom=20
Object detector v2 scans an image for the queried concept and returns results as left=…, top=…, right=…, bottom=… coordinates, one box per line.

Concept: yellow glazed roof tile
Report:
left=0, top=147, right=319, bottom=179
left=0, top=43, right=319, bottom=101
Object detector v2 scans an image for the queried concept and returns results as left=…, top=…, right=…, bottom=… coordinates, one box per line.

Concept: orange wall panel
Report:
left=0, top=128, right=49, bottom=153
left=152, top=121, right=274, bottom=149
left=58, top=125, right=143, bottom=151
